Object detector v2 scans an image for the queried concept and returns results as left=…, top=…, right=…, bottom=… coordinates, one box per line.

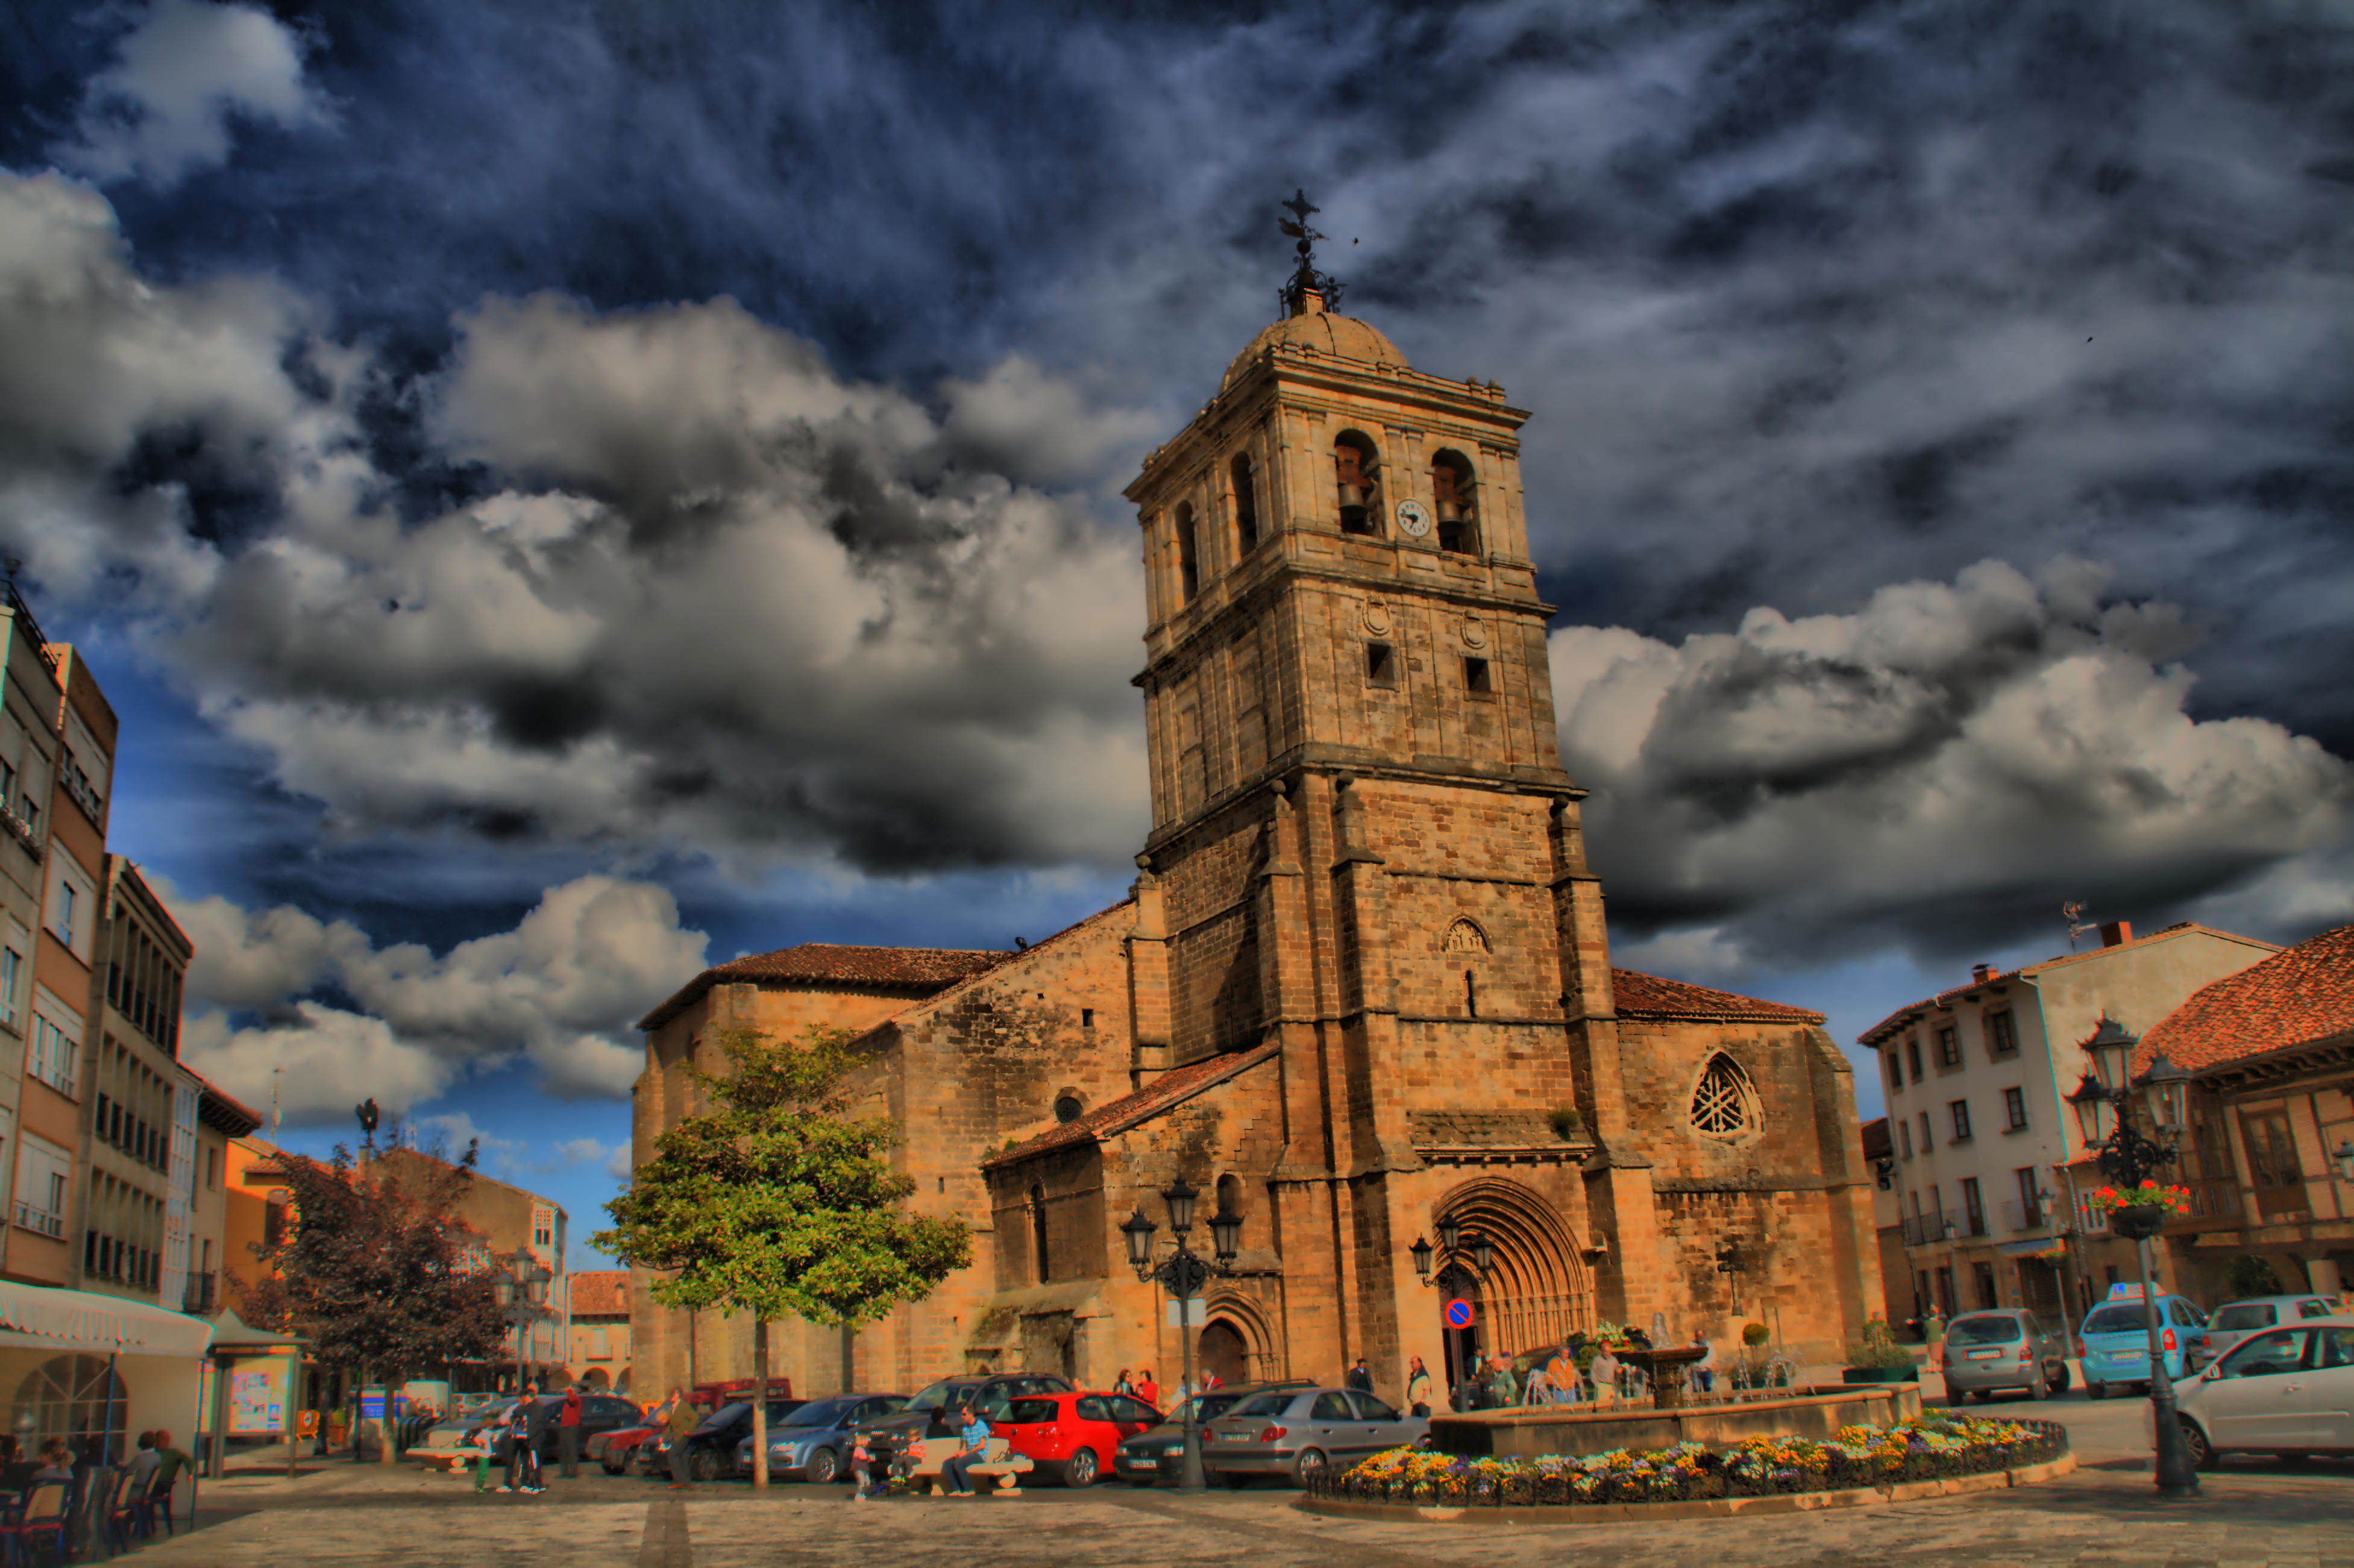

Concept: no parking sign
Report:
left=1443, top=1298, right=1475, bottom=1330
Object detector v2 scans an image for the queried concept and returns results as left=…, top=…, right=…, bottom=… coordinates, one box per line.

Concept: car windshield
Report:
left=1221, top=1392, right=1296, bottom=1420
left=906, top=1382, right=966, bottom=1413
left=700, top=1402, right=750, bottom=1428
left=1002, top=1399, right=1061, bottom=1425
left=2212, top=1304, right=2277, bottom=1332
left=466, top=1400, right=518, bottom=1424
left=777, top=1398, right=858, bottom=1430
left=1946, top=1316, right=2024, bottom=1346
left=2082, top=1305, right=2153, bottom=1334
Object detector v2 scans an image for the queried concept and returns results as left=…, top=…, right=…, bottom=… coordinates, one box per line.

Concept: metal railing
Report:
left=183, top=1272, right=216, bottom=1316
left=2000, top=1199, right=2050, bottom=1233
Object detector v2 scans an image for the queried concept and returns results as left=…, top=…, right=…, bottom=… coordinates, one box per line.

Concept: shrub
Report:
left=1549, top=1106, right=1586, bottom=1141
left=1742, top=1322, right=1771, bottom=1347
left=1845, top=1317, right=1915, bottom=1372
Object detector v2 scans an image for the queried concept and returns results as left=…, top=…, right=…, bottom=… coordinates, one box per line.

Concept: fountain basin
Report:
left=1428, top=1382, right=1923, bottom=1460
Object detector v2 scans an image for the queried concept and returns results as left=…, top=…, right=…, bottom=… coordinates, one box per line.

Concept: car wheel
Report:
left=1062, top=1447, right=1099, bottom=1488
left=2048, top=1363, right=2071, bottom=1394
left=2277, top=1451, right=2309, bottom=1464
left=2086, top=1381, right=2108, bottom=1401
left=2179, top=1417, right=2215, bottom=1471
left=802, top=1447, right=837, bottom=1485
left=689, top=1448, right=720, bottom=1483
left=2027, top=1369, right=2050, bottom=1401
left=602, top=1457, right=624, bottom=1476
left=1293, top=1448, right=1328, bottom=1487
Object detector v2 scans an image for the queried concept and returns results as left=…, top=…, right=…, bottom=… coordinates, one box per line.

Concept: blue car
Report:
left=2078, top=1291, right=2209, bottom=1397
left=730, top=1393, right=906, bottom=1483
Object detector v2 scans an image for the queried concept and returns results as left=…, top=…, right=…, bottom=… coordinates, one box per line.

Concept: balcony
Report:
left=1957, top=1211, right=1989, bottom=1239
left=183, top=1272, right=216, bottom=1317
left=1901, top=1214, right=1956, bottom=1247
left=2000, top=1199, right=2050, bottom=1233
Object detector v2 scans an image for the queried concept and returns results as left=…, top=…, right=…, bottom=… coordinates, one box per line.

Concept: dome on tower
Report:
left=1221, top=308, right=1407, bottom=392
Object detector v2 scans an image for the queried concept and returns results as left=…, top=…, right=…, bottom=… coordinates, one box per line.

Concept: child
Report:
left=469, top=1422, right=497, bottom=1493
left=847, top=1431, right=877, bottom=1501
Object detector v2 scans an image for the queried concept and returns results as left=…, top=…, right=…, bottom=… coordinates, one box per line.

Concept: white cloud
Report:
left=1551, top=559, right=2353, bottom=964
left=54, top=0, right=333, bottom=189
left=166, top=873, right=706, bottom=1118
left=605, top=1144, right=633, bottom=1181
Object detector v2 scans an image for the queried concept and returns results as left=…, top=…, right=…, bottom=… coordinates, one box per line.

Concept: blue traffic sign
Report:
left=1443, top=1298, right=1475, bottom=1330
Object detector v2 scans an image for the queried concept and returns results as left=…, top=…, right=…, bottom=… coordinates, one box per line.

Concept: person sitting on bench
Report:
left=938, top=1405, right=989, bottom=1497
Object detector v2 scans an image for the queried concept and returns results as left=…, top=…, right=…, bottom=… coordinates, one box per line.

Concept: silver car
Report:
left=2189, top=1295, right=2338, bottom=1372
left=1939, top=1309, right=2072, bottom=1402
left=1200, top=1386, right=1427, bottom=1487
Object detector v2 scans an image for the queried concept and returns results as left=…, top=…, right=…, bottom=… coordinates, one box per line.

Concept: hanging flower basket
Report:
left=2091, top=1181, right=2188, bottom=1240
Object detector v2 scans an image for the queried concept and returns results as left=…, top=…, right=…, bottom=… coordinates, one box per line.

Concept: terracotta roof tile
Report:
left=2134, top=923, right=2354, bottom=1076
left=1860, top=1117, right=1892, bottom=1161
left=568, top=1270, right=630, bottom=1317
left=639, top=942, right=1011, bottom=1031
left=982, top=1042, right=1281, bottom=1168
left=1611, top=969, right=1824, bottom=1026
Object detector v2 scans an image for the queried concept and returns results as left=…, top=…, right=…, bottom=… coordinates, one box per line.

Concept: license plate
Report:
left=1966, top=1350, right=2001, bottom=1360
left=1129, top=1458, right=1157, bottom=1469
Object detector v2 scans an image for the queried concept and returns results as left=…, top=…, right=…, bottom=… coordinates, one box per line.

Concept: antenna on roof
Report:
left=2062, top=902, right=2092, bottom=954
left=1014, top=937, right=1028, bottom=950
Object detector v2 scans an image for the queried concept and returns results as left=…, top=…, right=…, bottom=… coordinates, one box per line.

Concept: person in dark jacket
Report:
left=662, top=1390, right=698, bottom=1491
left=556, top=1388, right=583, bottom=1479
left=1345, top=1358, right=1372, bottom=1393
left=519, top=1390, right=548, bottom=1493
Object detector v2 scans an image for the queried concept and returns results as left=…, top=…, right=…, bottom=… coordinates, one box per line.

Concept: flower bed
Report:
left=1308, top=1416, right=2067, bottom=1508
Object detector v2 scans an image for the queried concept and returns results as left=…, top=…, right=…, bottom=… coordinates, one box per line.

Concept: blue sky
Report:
left=4, top=1, right=2349, bottom=1264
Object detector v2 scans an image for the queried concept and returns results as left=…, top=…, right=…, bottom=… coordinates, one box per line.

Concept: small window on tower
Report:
left=1334, top=432, right=1381, bottom=535
left=1053, top=1094, right=1084, bottom=1124
left=1366, top=643, right=1396, bottom=687
left=1463, top=657, right=1492, bottom=693
left=1176, top=501, right=1201, bottom=603
left=1231, top=452, right=1260, bottom=551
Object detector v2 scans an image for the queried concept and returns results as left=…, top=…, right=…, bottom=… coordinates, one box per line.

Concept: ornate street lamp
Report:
left=2068, top=1015, right=2199, bottom=1498
left=1414, top=1216, right=1495, bottom=1290
left=1126, top=1178, right=1244, bottom=1491
left=1408, top=1235, right=1435, bottom=1282
left=495, top=1247, right=551, bottom=1390
left=1435, top=1212, right=1463, bottom=1255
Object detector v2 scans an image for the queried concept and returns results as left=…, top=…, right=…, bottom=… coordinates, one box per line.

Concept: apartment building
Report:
left=0, top=582, right=64, bottom=1281
left=184, top=1080, right=262, bottom=1316
left=567, top=1270, right=632, bottom=1394
left=1863, top=920, right=2280, bottom=1324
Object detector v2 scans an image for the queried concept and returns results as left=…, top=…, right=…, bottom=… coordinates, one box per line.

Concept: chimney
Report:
left=2099, top=920, right=2132, bottom=949
left=1970, top=963, right=1992, bottom=984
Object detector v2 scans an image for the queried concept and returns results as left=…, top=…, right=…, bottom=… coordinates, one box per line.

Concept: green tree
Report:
left=594, top=1026, right=972, bottom=1486
left=237, top=1141, right=508, bottom=1464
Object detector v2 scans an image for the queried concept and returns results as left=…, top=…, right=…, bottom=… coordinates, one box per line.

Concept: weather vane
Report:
left=1278, top=188, right=1344, bottom=315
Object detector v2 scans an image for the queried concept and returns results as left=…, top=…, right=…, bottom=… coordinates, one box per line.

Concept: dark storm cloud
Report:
left=1, top=0, right=2348, bottom=960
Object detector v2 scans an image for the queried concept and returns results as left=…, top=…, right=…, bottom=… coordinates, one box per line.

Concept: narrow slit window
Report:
left=1366, top=643, right=1396, bottom=686
left=1463, top=657, right=1492, bottom=693
left=1464, top=971, right=1478, bottom=1018
left=1175, top=501, right=1201, bottom=603
left=1231, top=452, right=1259, bottom=551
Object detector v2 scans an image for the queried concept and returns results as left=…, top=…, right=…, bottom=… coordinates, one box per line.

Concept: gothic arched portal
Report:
left=1432, top=1176, right=1596, bottom=1359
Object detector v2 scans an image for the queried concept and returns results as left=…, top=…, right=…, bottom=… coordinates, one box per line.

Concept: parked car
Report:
left=865, top=1373, right=1074, bottom=1470
left=2079, top=1292, right=2209, bottom=1397
left=1936, top=1309, right=2072, bottom=1402
left=2170, top=1315, right=2354, bottom=1466
left=413, top=1393, right=644, bottom=1467
left=729, top=1394, right=908, bottom=1483
left=2188, top=1296, right=2339, bottom=1372
left=1113, top=1382, right=1312, bottom=1485
left=1200, top=1386, right=1427, bottom=1487
left=651, top=1398, right=807, bottom=1481
left=588, top=1422, right=657, bottom=1476
left=989, top=1391, right=1161, bottom=1487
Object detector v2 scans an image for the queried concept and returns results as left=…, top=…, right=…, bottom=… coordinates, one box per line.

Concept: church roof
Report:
left=638, top=942, right=1011, bottom=1031
left=981, top=1041, right=1281, bottom=1169
left=1221, top=310, right=1407, bottom=391
left=1610, top=969, right=1825, bottom=1026
left=2132, top=923, right=2354, bottom=1076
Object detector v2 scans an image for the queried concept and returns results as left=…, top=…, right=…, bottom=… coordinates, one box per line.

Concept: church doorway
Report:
left=1198, top=1319, right=1247, bottom=1388
left=1439, top=1284, right=1483, bottom=1400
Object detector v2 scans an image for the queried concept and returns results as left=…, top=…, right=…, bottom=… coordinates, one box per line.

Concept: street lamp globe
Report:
left=2140, top=1052, right=2190, bottom=1132
left=2080, top=1015, right=2137, bottom=1096
left=1467, top=1231, right=1495, bottom=1274
left=1120, top=1206, right=1158, bottom=1270
left=2068, top=1073, right=2114, bottom=1147
left=1434, top=1212, right=1463, bottom=1255
left=1408, top=1235, right=1434, bottom=1281
left=1162, top=1177, right=1198, bottom=1235
left=1208, top=1205, right=1243, bottom=1262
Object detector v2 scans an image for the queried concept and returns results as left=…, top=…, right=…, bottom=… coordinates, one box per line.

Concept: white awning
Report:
left=0, top=1283, right=215, bottom=1358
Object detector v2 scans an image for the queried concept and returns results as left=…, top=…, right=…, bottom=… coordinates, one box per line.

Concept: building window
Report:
left=1431, top=450, right=1480, bottom=554
left=2015, top=1167, right=2042, bottom=1229
left=1918, top=1110, right=1933, bottom=1152
left=1052, top=1094, right=1083, bottom=1124
left=1029, top=1185, right=1051, bottom=1284
left=2003, top=1087, right=2027, bottom=1131
left=1175, top=501, right=1201, bottom=604
left=1985, top=1011, right=2017, bottom=1056
left=1080, top=1008, right=1094, bottom=1030
left=1905, top=1036, right=1924, bottom=1080
left=1960, top=1176, right=1985, bottom=1237
left=1886, top=1050, right=1902, bottom=1090
left=0, top=946, right=18, bottom=1023
left=1689, top=1053, right=1760, bottom=1141
left=1230, top=452, right=1259, bottom=551
left=2239, top=1110, right=2302, bottom=1192
left=13, top=1135, right=69, bottom=1239
left=1937, top=1026, right=1961, bottom=1067
left=1949, top=1100, right=1973, bottom=1143
left=1366, top=643, right=1396, bottom=687
left=1462, top=657, right=1492, bottom=694
left=1898, top=1119, right=1912, bottom=1159
left=29, top=1009, right=77, bottom=1099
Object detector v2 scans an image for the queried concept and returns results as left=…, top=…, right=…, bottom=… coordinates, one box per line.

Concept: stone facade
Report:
left=629, top=291, right=1883, bottom=1405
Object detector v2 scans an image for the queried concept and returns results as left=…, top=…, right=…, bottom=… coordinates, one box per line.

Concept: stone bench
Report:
left=905, top=1437, right=1033, bottom=1496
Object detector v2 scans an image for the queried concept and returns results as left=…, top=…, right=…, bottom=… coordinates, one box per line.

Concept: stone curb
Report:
left=1290, top=1452, right=2077, bottom=1526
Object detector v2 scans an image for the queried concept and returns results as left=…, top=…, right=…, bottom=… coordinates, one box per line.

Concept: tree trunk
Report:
left=751, top=1319, right=770, bottom=1489
left=379, top=1365, right=400, bottom=1464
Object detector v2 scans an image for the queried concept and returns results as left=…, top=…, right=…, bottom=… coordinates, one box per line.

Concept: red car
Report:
left=994, top=1391, right=1162, bottom=1487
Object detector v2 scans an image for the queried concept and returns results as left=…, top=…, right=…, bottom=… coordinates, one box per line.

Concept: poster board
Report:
left=228, top=1355, right=292, bottom=1437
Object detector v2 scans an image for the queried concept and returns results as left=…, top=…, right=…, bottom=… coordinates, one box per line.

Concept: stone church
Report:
left=629, top=244, right=1882, bottom=1403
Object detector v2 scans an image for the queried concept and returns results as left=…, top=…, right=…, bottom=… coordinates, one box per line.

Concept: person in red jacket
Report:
left=557, top=1387, right=583, bottom=1479
left=1132, top=1369, right=1159, bottom=1406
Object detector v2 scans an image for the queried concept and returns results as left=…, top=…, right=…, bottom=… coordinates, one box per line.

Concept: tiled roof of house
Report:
left=638, top=942, right=1011, bottom=1030
left=568, top=1270, right=630, bottom=1317
left=981, top=1042, right=1281, bottom=1169
left=193, top=1074, right=263, bottom=1136
left=1860, top=1117, right=1891, bottom=1161
left=1611, top=969, right=1824, bottom=1025
left=1854, top=923, right=2277, bottom=1047
left=2134, top=923, right=2354, bottom=1076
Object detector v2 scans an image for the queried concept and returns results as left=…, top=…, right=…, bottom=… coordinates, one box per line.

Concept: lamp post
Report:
left=1409, top=1216, right=1494, bottom=1403
left=1122, top=1179, right=1243, bottom=1491
left=493, top=1247, right=553, bottom=1391
left=2068, top=1015, right=2198, bottom=1497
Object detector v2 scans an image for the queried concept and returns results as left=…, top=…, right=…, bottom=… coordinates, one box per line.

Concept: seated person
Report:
left=127, top=1432, right=162, bottom=1494
left=31, top=1439, right=74, bottom=1487
left=938, top=1406, right=989, bottom=1496
left=0, top=1435, right=37, bottom=1493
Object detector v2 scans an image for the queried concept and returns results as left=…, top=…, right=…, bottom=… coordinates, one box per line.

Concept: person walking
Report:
left=662, top=1388, right=699, bottom=1491
left=1405, top=1356, right=1434, bottom=1417
left=1345, top=1356, right=1372, bottom=1393
left=938, top=1404, right=989, bottom=1497
left=556, top=1387, right=583, bottom=1479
